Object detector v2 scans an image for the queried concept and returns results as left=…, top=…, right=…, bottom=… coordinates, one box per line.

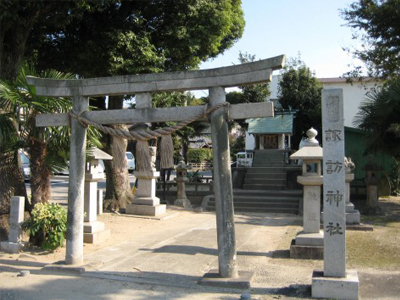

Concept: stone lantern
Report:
left=174, top=160, right=191, bottom=208
left=84, top=147, right=112, bottom=244
left=289, top=128, right=324, bottom=259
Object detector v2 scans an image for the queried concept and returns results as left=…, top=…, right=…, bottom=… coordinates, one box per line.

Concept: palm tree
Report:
left=353, top=78, right=400, bottom=160
left=0, top=64, right=101, bottom=205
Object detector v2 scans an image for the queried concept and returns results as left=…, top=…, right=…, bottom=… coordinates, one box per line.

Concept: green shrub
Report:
left=188, top=148, right=212, bottom=163
left=22, top=203, right=67, bottom=250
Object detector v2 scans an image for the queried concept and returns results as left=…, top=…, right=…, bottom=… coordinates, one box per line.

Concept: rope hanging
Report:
left=69, top=102, right=229, bottom=172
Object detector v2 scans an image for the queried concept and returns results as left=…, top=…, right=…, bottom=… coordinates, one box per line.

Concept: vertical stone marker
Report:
left=0, top=196, right=25, bottom=253
left=312, top=89, right=359, bottom=300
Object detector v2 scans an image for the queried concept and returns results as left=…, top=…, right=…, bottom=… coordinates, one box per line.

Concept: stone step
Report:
left=242, top=184, right=287, bottom=190
left=252, top=161, right=284, bottom=167
left=246, top=167, right=286, bottom=174
left=243, top=178, right=286, bottom=185
left=245, top=173, right=286, bottom=179
left=233, top=189, right=302, bottom=197
left=206, top=202, right=298, bottom=214
left=232, top=198, right=299, bottom=206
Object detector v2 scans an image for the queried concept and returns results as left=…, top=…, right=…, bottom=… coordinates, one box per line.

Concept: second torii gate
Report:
left=27, top=55, right=285, bottom=281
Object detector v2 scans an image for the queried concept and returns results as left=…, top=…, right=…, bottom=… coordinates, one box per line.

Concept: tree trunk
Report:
left=27, top=139, right=52, bottom=205
left=103, top=96, right=133, bottom=211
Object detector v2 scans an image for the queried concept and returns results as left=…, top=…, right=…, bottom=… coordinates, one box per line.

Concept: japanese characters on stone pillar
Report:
left=312, top=89, right=359, bottom=300
left=322, top=89, right=346, bottom=277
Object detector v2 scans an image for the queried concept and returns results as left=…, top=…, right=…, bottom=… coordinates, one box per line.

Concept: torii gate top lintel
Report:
left=26, top=55, right=285, bottom=98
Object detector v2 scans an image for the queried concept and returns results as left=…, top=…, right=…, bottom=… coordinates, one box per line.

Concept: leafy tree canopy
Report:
left=24, top=0, right=245, bottom=78
left=353, top=78, right=400, bottom=158
left=341, top=0, right=400, bottom=79
left=278, top=57, right=322, bottom=148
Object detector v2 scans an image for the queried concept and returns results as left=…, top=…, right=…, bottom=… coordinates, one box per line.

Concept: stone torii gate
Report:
left=27, top=55, right=285, bottom=280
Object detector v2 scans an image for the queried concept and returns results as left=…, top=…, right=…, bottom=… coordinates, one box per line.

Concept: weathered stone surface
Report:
left=312, top=270, right=359, bottom=300
left=84, top=181, right=98, bottom=223
left=0, top=241, right=23, bottom=254
left=290, top=239, right=323, bottom=260
left=66, top=95, right=88, bottom=265
left=302, top=185, right=322, bottom=233
left=27, top=55, right=284, bottom=97
left=199, top=269, right=254, bottom=289
left=126, top=204, right=166, bottom=216
left=36, top=102, right=274, bottom=127
left=210, top=86, right=238, bottom=278
left=321, top=89, right=346, bottom=278
left=83, top=229, right=110, bottom=244
left=8, top=196, right=25, bottom=243
left=295, top=231, right=324, bottom=246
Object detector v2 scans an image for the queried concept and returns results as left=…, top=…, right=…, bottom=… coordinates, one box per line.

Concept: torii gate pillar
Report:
left=209, top=87, right=238, bottom=277
left=66, top=95, right=88, bottom=265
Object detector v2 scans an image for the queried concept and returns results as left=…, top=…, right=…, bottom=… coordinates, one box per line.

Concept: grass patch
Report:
left=347, top=226, right=400, bottom=270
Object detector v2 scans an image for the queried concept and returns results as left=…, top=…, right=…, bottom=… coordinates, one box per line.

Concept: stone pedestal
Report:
left=126, top=171, right=166, bottom=216
left=0, top=196, right=25, bottom=254
left=290, top=176, right=324, bottom=259
left=312, top=270, right=359, bottom=300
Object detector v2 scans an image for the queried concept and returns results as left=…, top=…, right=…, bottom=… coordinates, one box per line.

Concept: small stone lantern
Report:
left=174, top=160, right=191, bottom=208
left=84, top=147, right=112, bottom=244
left=362, top=155, right=383, bottom=212
left=289, top=128, right=324, bottom=258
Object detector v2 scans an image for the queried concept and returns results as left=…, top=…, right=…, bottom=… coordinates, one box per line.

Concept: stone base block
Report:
left=83, top=229, right=110, bottom=244
left=295, top=231, right=324, bottom=246
left=84, top=221, right=105, bottom=233
left=0, top=241, right=23, bottom=254
left=346, top=203, right=355, bottom=213
left=290, top=239, right=323, bottom=260
left=312, top=269, right=359, bottom=300
left=132, top=197, right=160, bottom=206
left=198, top=269, right=254, bottom=289
left=126, top=204, right=166, bottom=216
left=174, top=198, right=191, bottom=208
left=346, top=211, right=361, bottom=225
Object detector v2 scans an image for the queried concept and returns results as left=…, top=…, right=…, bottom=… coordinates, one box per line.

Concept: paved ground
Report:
left=1, top=177, right=400, bottom=299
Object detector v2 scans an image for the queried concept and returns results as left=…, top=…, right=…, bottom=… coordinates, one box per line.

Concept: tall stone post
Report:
left=66, top=94, right=88, bottom=265
left=209, top=87, right=238, bottom=278
left=312, top=89, right=359, bottom=300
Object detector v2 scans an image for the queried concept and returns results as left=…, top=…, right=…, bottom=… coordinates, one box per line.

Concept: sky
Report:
left=199, top=0, right=361, bottom=78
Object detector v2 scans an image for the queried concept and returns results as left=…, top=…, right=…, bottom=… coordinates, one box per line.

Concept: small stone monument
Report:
left=344, top=157, right=361, bottom=224
left=126, top=145, right=167, bottom=216
left=83, top=148, right=112, bottom=244
left=0, top=196, right=25, bottom=253
left=363, top=155, right=382, bottom=213
left=174, top=160, right=191, bottom=208
left=312, top=89, right=359, bottom=300
left=290, top=128, right=324, bottom=259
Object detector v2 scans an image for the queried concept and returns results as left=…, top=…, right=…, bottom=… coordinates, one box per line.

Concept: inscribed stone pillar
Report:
left=312, top=89, right=359, bottom=300
left=0, top=196, right=25, bottom=253
left=209, top=87, right=238, bottom=278
left=66, top=95, right=88, bottom=265
left=322, top=89, right=346, bottom=277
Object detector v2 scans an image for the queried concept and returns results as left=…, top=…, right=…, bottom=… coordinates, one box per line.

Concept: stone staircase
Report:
left=205, top=149, right=302, bottom=214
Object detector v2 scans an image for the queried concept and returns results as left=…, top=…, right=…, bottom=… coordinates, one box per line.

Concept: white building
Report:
left=245, top=76, right=382, bottom=151
left=269, top=76, right=381, bottom=128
